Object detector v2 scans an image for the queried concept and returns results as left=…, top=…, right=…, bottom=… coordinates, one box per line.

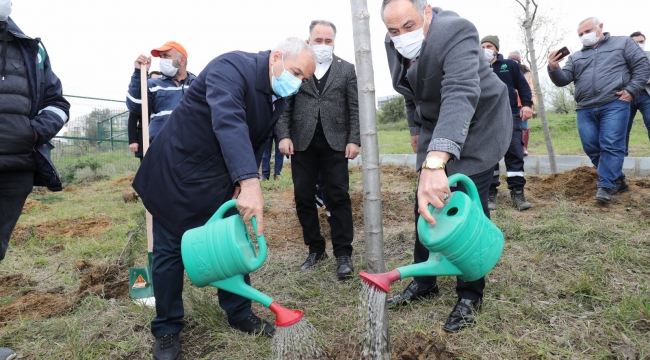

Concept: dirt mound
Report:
left=391, top=334, right=456, bottom=360
left=528, top=166, right=599, bottom=203
left=77, top=262, right=129, bottom=299
left=0, top=274, right=37, bottom=297
left=21, top=199, right=50, bottom=214
left=0, top=292, right=74, bottom=325
left=11, top=217, right=111, bottom=244
left=112, top=173, right=136, bottom=186
left=62, top=185, right=78, bottom=192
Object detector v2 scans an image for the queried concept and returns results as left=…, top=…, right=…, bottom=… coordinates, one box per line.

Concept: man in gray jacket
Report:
left=381, top=0, right=511, bottom=333
left=625, top=31, right=650, bottom=153
left=277, top=20, right=360, bottom=279
left=548, top=18, right=650, bottom=202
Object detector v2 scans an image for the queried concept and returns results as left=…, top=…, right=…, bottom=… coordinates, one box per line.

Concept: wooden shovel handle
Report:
left=140, top=66, right=154, bottom=253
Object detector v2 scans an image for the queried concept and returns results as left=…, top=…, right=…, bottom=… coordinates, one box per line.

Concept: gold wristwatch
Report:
left=422, top=156, right=446, bottom=171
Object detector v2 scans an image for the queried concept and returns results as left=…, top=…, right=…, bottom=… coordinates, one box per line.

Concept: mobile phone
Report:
left=557, top=46, right=570, bottom=61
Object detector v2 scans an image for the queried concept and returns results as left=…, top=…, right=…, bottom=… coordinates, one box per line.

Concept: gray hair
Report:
left=381, top=0, right=427, bottom=19
left=273, top=37, right=315, bottom=62
left=309, top=20, right=337, bottom=37
left=579, top=17, right=601, bottom=27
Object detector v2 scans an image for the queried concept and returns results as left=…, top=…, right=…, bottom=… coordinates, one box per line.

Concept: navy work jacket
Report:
left=133, top=50, right=288, bottom=237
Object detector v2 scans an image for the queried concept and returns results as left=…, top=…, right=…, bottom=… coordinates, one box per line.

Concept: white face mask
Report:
left=391, top=26, right=425, bottom=60
left=159, top=58, right=179, bottom=77
left=0, top=0, right=12, bottom=21
left=639, top=42, right=646, bottom=51
left=580, top=31, right=600, bottom=47
left=483, top=48, right=495, bottom=62
left=312, top=44, right=333, bottom=63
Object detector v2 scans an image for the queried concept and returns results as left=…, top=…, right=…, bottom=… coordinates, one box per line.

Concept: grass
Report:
left=376, top=112, right=650, bottom=157
left=2, top=162, right=649, bottom=359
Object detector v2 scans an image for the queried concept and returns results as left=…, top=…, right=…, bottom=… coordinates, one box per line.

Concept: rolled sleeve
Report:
left=427, top=138, right=461, bottom=160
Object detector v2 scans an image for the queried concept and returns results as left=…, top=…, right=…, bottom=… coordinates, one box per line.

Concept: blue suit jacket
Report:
left=133, top=50, right=288, bottom=237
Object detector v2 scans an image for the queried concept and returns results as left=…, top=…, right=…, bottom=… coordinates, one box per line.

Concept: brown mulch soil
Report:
left=320, top=333, right=455, bottom=359
left=111, top=173, right=136, bottom=187
left=0, top=260, right=130, bottom=328
left=11, top=217, right=111, bottom=245
left=21, top=199, right=51, bottom=214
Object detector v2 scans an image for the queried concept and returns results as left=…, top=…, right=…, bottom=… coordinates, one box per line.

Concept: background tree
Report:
left=516, top=0, right=564, bottom=173
left=377, top=95, right=406, bottom=124
left=82, top=108, right=112, bottom=141
left=545, top=81, right=576, bottom=114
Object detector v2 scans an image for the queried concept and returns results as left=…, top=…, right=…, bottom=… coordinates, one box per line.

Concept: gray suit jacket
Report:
left=645, top=51, right=650, bottom=96
left=386, top=9, right=512, bottom=176
left=277, top=55, right=360, bottom=152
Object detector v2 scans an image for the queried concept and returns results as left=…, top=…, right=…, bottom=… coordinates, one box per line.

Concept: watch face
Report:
left=426, top=157, right=442, bottom=168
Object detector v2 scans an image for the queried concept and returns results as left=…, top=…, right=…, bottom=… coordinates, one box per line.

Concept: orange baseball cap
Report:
left=151, top=41, right=188, bottom=58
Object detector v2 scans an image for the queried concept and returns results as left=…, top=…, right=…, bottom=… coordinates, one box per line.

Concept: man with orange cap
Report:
left=126, top=41, right=196, bottom=141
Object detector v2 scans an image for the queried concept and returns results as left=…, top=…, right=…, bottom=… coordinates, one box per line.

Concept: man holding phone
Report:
left=548, top=17, right=650, bottom=203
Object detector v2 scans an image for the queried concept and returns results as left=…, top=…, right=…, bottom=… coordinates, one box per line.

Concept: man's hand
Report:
left=520, top=106, right=533, bottom=121
left=345, top=143, right=360, bottom=159
left=410, top=135, right=419, bottom=153
left=237, top=178, right=264, bottom=236
left=417, top=151, right=452, bottom=225
left=134, top=55, right=151, bottom=71
left=548, top=50, right=564, bottom=71
left=279, top=138, right=294, bottom=156
left=129, top=143, right=139, bottom=153
left=615, top=90, right=633, bottom=102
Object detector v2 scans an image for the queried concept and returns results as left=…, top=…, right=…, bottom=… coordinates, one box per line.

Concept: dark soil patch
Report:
left=0, top=292, right=74, bottom=326
left=527, top=166, right=599, bottom=203
left=77, top=262, right=129, bottom=299
left=11, top=217, right=111, bottom=244
left=21, top=199, right=50, bottom=214
left=62, top=185, right=78, bottom=192
left=112, top=173, right=136, bottom=187
left=0, top=274, right=37, bottom=297
left=320, top=333, right=455, bottom=359
left=45, top=244, right=65, bottom=255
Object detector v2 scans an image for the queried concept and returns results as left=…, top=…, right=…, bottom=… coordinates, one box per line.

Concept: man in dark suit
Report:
left=133, top=38, right=315, bottom=360
left=382, top=0, right=511, bottom=333
left=277, top=20, right=360, bottom=279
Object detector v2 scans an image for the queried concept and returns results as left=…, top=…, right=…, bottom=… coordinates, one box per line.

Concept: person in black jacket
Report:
left=127, top=71, right=162, bottom=161
left=481, top=35, right=533, bottom=211
left=0, top=8, right=70, bottom=359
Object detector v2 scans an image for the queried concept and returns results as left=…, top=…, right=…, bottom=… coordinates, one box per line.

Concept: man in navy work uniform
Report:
left=481, top=35, right=534, bottom=211
left=132, top=38, right=315, bottom=360
left=126, top=41, right=195, bottom=142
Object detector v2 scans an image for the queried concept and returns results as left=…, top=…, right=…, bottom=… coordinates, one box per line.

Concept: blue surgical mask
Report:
left=271, top=54, right=302, bottom=97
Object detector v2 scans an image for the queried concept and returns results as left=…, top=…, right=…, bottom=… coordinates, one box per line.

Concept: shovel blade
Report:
left=129, top=262, right=154, bottom=299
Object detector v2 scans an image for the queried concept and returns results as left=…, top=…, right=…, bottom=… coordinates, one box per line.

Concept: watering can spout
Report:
left=359, top=269, right=401, bottom=293
left=210, top=276, right=303, bottom=327
left=269, top=302, right=304, bottom=327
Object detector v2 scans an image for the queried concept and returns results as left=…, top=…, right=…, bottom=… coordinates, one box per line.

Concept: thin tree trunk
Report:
left=523, top=0, right=557, bottom=173
left=349, top=0, right=389, bottom=357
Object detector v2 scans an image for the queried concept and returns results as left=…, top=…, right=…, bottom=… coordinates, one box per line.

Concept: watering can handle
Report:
left=447, top=174, right=482, bottom=210
left=249, top=216, right=268, bottom=269
left=207, top=199, right=238, bottom=224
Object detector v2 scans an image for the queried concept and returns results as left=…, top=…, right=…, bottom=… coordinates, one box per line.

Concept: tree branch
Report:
left=515, top=0, right=526, bottom=12
left=531, top=0, right=539, bottom=24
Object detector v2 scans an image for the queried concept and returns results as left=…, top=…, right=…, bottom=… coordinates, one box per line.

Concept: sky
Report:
left=9, top=0, right=648, bottom=105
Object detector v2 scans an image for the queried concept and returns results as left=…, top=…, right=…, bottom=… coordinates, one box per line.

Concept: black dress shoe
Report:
left=231, top=314, right=275, bottom=336
left=335, top=256, right=354, bottom=279
left=300, top=252, right=328, bottom=270
left=443, top=298, right=482, bottom=333
left=612, top=177, right=629, bottom=195
left=153, top=333, right=180, bottom=360
left=386, top=281, right=439, bottom=306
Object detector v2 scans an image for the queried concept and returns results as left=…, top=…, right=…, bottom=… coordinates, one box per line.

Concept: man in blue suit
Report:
left=133, top=38, right=315, bottom=360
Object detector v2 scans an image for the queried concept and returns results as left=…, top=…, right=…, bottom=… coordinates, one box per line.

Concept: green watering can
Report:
left=181, top=200, right=303, bottom=327
left=359, top=174, right=504, bottom=293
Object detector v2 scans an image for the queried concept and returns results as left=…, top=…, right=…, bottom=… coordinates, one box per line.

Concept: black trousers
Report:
left=412, top=167, right=493, bottom=301
left=492, top=111, right=526, bottom=190
left=0, top=172, right=33, bottom=262
left=150, top=218, right=253, bottom=337
left=291, top=131, right=353, bottom=257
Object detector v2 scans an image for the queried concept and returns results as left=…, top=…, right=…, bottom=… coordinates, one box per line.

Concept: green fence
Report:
left=52, top=95, right=140, bottom=184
